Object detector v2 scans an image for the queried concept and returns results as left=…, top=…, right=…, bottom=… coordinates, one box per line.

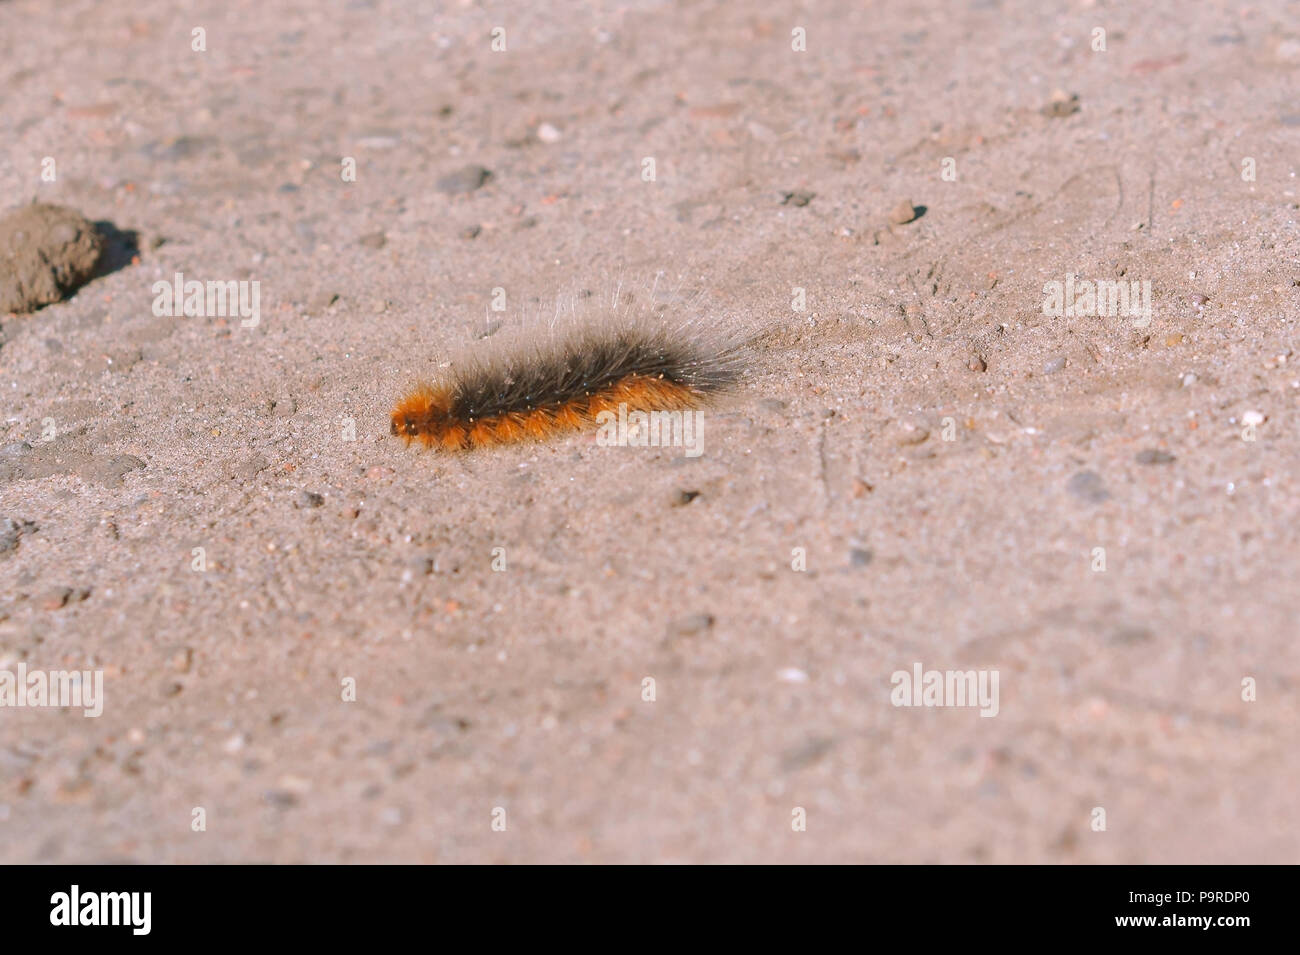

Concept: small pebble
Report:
left=1241, top=410, right=1265, bottom=426
left=894, top=423, right=930, bottom=446
left=536, top=122, right=562, bottom=143
left=406, top=556, right=435, bottom=576
left=307, top=291, right=339, bottom=313
left=293, top=490, right=324, bottom=509
left=669, top=613, right=714, bottom=637
left=778, top=668, right=809, bottom=684
left=357, top=134, right=400, bottom=150
left=670, top=489, right=700, bottom=507
left=41, top=587, right=74, bottom=610
left=1043, top=356, right=1067, bottom=374
left=781, top=190, right=815, bottom=207
left=888, top=199, right=918, bottom=224
left=358, top=231, right=387, bottom=250
left=41, top=586, right=90, bottom=610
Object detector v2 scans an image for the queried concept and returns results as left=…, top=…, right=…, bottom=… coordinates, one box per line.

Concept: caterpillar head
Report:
left=389, top=386, right=450, bottom=444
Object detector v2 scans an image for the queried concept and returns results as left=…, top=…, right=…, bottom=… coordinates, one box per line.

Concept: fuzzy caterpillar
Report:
left=390, top=319, right=740, bottom=451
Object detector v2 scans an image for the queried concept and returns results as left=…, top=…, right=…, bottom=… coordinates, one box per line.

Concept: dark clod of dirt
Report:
left=781, top=190, right=816, bottom=207
left=1067, top=470, right=1111, bottom=503
left=0, top=516, right=33, bottom=556
left=0, top=203, right=105, bottom=313
left=849, top=547, right=874, bottom=567
left=1135, top=449, right=1177, bottom=465
left=293, top=490, right=325, bottom=509
left=781, top=735, right=835, bottom=772
left=1111, top=626, right=1154, bottom=646
left=263, top=790, right=300, bottom=810
left=669, top=613, right=715, bottom=637
left=1041, top=91, right=1080, bottom=118
left=77, top=454, right=146, bottom=488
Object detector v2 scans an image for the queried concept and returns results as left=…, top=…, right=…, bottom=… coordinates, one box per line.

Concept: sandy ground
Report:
left=1, top=0, right=1298, bottom=863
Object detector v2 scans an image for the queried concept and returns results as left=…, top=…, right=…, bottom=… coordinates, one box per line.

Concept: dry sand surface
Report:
left=2, top=0, right=1298, bottom=863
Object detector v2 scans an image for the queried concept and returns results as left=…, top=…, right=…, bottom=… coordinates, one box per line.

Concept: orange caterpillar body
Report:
left=391, top=322, right=738, bottom=451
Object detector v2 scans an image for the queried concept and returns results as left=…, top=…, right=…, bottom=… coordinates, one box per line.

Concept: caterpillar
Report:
left=390, top=317, right=741, bottom=451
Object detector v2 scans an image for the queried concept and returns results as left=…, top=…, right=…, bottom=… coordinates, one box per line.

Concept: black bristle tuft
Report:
left=448, top=321, right=740, bottom=421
